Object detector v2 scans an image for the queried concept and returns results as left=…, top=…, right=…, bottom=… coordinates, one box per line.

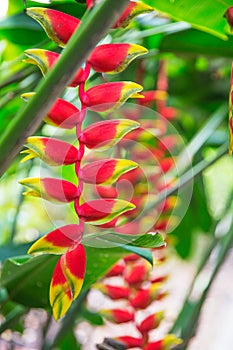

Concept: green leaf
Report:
left=82, top=231, right=165, bottom=249
left=0, top=13, right=46, bottom=45
left=0, top=245, right=128, bottom=308
left=160, top=28, right=233, bottom=57
left=0, top=243, right=31, bottom=263
left=143, top=0, right=231, bottom=40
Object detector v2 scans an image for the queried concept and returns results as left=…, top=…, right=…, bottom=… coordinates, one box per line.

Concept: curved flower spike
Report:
left=114, top=1, right=154, bottom=28
left=79, top=119, right=140, bottom=151
left=21, top=93, right=80, bottom=129
left=28, top=224, right=83, bottom=255
left=115, top=336, right=143, bottom=349
left=21, top=137, right=79, bottom=166
left=137, top=311, right=164, bottom=334
left=99, top=309, right=134, bottom=324
left=79, top=159, right=138, bottom=185
left=76, top=199, right=135, bottom=225
left=19, top=177, right=78, bottom=203
left=50, top=244, right=86, bottom=320
left=24, top=49, right=84, bottom=87
left=26, top=7, right=81, bottom=47
left=144, top=335, right=182, bottom=350
left=88, top=43, right=148, bottom=74
left=80, top=81, right=143, bottom=112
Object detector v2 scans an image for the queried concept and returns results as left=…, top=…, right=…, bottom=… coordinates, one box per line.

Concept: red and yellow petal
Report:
left=50, top=258, right=72, bottom=321
left=19, top=177, right=78, bottom=203
left=99, top=309, right=134, bottom=324
left=144, top=335, right=182, bottom=350
left=60, top=244, right=86, bottom=299
left=115, top=336, right=143, bottom=349
left=229, top=63, right=233, bottom=155
left=24, top=49, right=84, bottom=87
left=88, top=43, right=148, bottom=74
left=80, top=159, right=138, bottom=185
left=21, top=93, right=80, bottom=129
left=137, top=311, right=164, bottom=334
left=79, top=119, right=140, bottom=151
left=114, top=1, right=154, bottom=28
left=76, top=199, right=135, bottom=225
left=94, top=283, right=130, bottom=300
left=21, top=137, right=79, bottom=166
left=81, top=81, right=143, bottom=112
left=26, top=7, right=80, bottom=47
left=28, top=224, right=83, bottom=255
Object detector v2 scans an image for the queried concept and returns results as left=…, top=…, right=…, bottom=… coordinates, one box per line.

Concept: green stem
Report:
left=42, top=290, right=89, bottom=350
left=0, top=0, right=129, bottom=177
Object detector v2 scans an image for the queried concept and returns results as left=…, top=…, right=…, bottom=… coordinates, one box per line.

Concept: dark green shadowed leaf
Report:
left=0, top=13, right=46, bottom=45
left=1, top=243, right=151, bottom=308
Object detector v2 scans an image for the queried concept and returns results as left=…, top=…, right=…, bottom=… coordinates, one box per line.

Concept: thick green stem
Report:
left=0, top=0, right=129, bottom=177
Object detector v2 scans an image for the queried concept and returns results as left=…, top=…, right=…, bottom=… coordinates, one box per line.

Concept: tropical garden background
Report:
left=0, top=0, right=233, bottom=349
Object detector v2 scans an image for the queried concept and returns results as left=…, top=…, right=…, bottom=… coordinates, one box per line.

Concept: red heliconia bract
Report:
left=26, top=7, right=81, bottom=47
left=19, top=0, right=169, bottom=326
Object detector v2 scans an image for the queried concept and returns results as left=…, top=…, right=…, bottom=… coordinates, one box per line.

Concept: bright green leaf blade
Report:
left=143, top=0, right=231, bottom=40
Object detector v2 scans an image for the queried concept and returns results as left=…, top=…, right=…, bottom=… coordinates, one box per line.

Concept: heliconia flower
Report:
left=79, top=119, right=140, bottom=151
left=94, top=283, right=130, bottom=300
left=21, top=137, right=79, bottom=166
left=224, top=7, right=233, bottom=32
left=229, top=63, right=233, bottom=155
left=21, top=93, right=80, bottom=129
left=159, top=106, right=178, bottom=120
left=26, top=7, right=81, bottom=47
left=19, top=177, right=78, bottom=203
left=124, top=262, right=150, bottom=285
left=138, top=90, right=167, bottom=107
left=113, top=1, right=154, bottom=28
left=143, top=334, right=182, bottom=350
left=87, top=43, right=148, bottom=74
left=28, top=224, right=83, bottom=255
left=99, top=308, right=134, bottom=323
left=159, top=157, right=174, bottom=173
left=50, top=244, right=86, bottom=320
left=80, top=82, right=143, bottom=112
left=76, top=199, right=135, bottom=225
left=106, top=261, right=125, bottom=277
left=24, top=49, right=84, bottom=87
left=115, top=336, right=143, bottom=349
left=137, top=311, right=164, bottom=334
left=49, top=258, right=72, bottom=321
left=79, top=159, right=138, bottom=185
left=130, top=283, right=163, bottom=309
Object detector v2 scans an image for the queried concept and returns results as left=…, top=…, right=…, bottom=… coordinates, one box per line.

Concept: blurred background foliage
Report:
left=0, top=0, right=233, bottom=349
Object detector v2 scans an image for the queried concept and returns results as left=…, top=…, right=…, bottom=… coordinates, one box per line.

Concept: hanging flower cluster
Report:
left=229, top=63, right=233, bottom=155
left=94, top=250, right=182, bottom=350
left=19, top=1, right=154, bottom=320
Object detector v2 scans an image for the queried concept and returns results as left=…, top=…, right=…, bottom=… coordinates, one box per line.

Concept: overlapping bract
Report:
left=20, top=1, right=151, bottom=321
